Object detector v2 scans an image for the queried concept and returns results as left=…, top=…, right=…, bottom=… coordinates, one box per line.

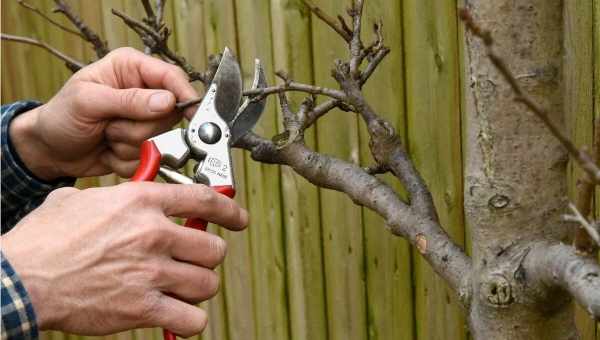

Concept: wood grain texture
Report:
left=234, top=1, right=290, bottom=340
left=309, top=1, right=368, bottom=340
left=269, top=2, right=328, bottom=340
left=564, top=1, right=598, bottom=339
left=402, top=1, right=467, bottom=340
left=595, top=0, right=600, bottom=338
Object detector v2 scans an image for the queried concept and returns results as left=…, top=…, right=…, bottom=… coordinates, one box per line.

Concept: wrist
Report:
left=2, top=235, right=62, bottom=331
left=8, top=106, right=64, bottom=181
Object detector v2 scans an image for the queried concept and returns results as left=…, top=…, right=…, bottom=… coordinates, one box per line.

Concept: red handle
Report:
left=132, top=140, right=161, bottom=182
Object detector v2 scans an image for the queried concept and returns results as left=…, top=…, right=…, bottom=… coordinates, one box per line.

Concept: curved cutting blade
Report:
left=229, top=59, right=267, bottom=145
left=213, top=47, right=243, bottom=123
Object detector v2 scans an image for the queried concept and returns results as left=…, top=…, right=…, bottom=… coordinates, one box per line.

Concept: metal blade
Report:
left=229, top=59, right=267, bottom=145
left=213, top=47, right=243, bottom=123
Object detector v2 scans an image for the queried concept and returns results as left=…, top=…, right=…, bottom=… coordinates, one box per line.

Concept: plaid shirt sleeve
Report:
left=1, top=101, right=76, bottom=340
left=1, top=253, right=38, bottom=340
left=1, top=101, right=75, bottom=232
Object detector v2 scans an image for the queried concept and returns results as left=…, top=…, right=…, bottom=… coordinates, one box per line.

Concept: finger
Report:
left=158, top=260, right=221, bottom=304
left=167, top=224, right=227, bottom=268
left=105, top=113, right=182, bottom=144
left=109, top=142, right=140, bottom=161
left=121, top=182, right=248, bottom=230
left=107, top=48, right=199, bottom=103
left=151, top=295, right=208, bottom=338
left=101, top=152, right=140, bottom=178
left=76, top=82, right=177, bottom=121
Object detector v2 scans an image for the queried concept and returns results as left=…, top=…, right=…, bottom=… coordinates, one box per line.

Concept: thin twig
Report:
left=460, top=8, right=600, bottom=185
left=564, top=203, right=600, bottom=247
left=1, top=33, right=84, bottom=72
left=360, top=46, right=390, bottom=85
left=17, top=0, right=84, bottom=38
left=140, top=0, right=157, bottom=27
left=243, top=81, right=347, bottom=101
left=111, top=8, right=205, bottom=83
left=155, top=0, right=167, bottom=29
left=53, top=0, right=109, bottom=58
left=175, top=97, right=202, bottom=111
left=301, top=0, right=351, bottom=42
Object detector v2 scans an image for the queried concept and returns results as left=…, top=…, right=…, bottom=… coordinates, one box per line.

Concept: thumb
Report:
left=79, top=82, right=176, bottom=121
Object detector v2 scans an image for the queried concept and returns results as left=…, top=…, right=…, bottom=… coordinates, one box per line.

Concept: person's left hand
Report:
left=9, top=47, right=199, bottom=181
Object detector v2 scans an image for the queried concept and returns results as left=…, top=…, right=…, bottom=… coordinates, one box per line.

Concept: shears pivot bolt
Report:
left=198, top=122, right=222, bottom=144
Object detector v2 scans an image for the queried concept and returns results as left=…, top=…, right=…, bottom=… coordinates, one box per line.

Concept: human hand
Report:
left=1, top=182, right=248, bottom=337
left=9, top=47, right=198, bottom=181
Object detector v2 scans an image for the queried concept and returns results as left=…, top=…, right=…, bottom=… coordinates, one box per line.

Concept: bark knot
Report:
left=481, top=273, right=514, bottom=307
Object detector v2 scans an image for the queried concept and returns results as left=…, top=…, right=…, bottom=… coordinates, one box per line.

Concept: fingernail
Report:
left=148, top=92, right=173, bottom=112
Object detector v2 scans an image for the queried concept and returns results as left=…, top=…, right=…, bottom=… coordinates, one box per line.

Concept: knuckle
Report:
left=137, top=224, right=170, bottom=252
left=119, top=182, right=151, bottom=206
left=143, top=261, right=165, bottom=286
left=64, top=81, right=87, bottom=108
left=194, top=185, right=217, bottom=206
left=45, top=187, right=79, bottom=202
left=139, top=290, right=163, bottom=325
left=111, top=46, right=137, bottom=58
left=120, top=88, right=141, bottom=112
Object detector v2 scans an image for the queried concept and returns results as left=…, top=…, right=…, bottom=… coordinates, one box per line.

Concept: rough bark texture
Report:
left=464, top=0, right=580, bottom=338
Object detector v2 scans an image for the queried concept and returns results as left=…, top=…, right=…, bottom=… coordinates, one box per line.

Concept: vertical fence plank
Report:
left=309, top=2, right=368, bottom=340
left=595, top=0, right=600, bottom=338
left=403, top=1, right=467, bottom=340
left=233, top=1, right=290, bottom=340
left=269, top=2, right=328, bottom=340
left=359, top=2, right=415, bottom=340
left=564, top=2, right=597, bottom=339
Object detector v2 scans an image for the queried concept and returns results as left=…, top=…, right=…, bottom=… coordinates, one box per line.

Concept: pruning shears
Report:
left=130, top=47, right=266, bottom=340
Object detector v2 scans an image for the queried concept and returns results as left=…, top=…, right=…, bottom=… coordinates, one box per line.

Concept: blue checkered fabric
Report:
left=1, top=254, right=38, bottom=340
left=1, top=101, right=75, bottom=339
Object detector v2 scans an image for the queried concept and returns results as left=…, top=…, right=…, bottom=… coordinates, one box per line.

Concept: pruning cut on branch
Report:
left=3, top=0, right=600, bottom=337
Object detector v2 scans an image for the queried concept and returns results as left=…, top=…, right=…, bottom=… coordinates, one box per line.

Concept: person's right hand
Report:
left=1, top=182, right=248, bottom=337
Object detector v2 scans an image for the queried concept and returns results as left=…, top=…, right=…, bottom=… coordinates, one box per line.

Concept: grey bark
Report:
left=463, top=0, right=597, bottom=338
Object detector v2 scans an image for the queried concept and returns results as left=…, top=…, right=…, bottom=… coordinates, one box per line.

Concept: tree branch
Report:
left=53, top=0, right=109, bottom=58
left=1, top=33, right=85, bottom=72
left=525, top=242, right=600, bottom=320
left=16, top=0, right=84, bottom=38
left=235, top=132, right=472, bottom=305
left=300, top=0, right=352, bottom=42
left=242, top=80, right=347, bottom=102
left=111, top=8, right=205, bottom=83
left=460, top=8, right=600, bottom=185
left=563, top=203, right=600, bottom=247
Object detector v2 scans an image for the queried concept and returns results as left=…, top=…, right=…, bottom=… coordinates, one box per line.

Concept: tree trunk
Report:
left=463, top=0, right=579, bottom=339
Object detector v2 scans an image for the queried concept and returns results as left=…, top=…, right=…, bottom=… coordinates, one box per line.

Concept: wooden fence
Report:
left=1, top=0, right=598, bottom=339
